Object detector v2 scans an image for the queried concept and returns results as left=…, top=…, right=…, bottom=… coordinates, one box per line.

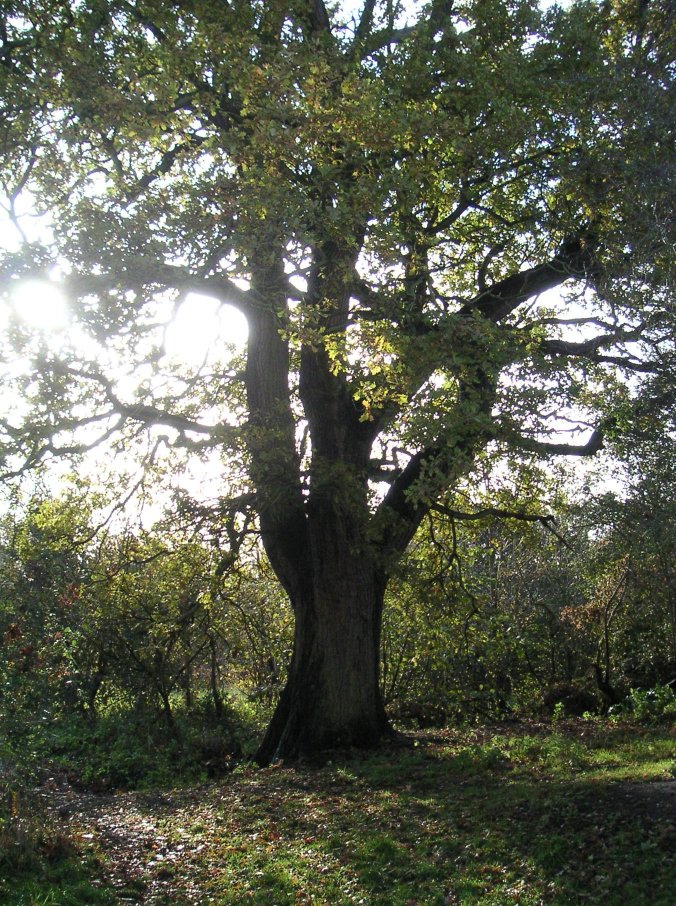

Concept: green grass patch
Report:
left=105, top=721, right=673, bottom=905
left=0, top=863, right=115, bottom=906
left=2, top=721, right=674, bottom=905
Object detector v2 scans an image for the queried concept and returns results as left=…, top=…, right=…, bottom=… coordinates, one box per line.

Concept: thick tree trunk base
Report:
left=254, top=670, right=392, bottom=765
left=254, top=506, right=391, bottom=765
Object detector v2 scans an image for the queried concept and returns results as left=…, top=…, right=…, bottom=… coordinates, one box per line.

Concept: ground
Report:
left=607, top=779, right=676, bottom=819
left=24, top=722, right=675, bottom=906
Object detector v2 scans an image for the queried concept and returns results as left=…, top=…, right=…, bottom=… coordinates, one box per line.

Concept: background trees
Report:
left=0, top=0, right=673, bottom=759
left=1, top=463, right=673, bottom=764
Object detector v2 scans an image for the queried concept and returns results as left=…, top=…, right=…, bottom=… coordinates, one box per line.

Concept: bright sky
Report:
left=0, top=206, right=251, bottom=522
left=164, top=294, right=248, bottom=365
left=0, top=212, right=248, bottom=365
left=0, top=0, right=618, bottom=518
left=10, top=277, right=69, bottom=331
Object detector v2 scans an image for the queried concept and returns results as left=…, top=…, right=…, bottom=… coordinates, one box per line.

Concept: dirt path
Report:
left=604, top=779, right=676, bottom=819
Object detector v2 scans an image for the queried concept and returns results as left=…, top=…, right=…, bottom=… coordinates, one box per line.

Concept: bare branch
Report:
left=537, top=326, right=660, bottom=372
left=477, top=241, right=508, bottom=294
left=427, top=195, right=472, bottom=236
left=358, top=24, right=416, bottom=56
left=1, top=417, right=126, bottom=480
left=430, top=502, right=573, bottom=547
left=543, top=337, right=597, bottom=355
left=49, top=361, right=233, bottom=439
left=535, top=315, right=619, bottom=329
left=62, top=259, right=254, bottom=315
left=540, top=325, right=644, bottom=357
left=587, top=356, right=657, bottom=372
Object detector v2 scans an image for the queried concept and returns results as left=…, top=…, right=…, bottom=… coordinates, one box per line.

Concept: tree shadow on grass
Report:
left=41, top=742, right=676, bottom=906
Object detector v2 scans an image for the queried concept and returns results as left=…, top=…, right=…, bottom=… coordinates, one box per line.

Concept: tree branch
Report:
left=49, top=361, right=231, bottom=438
left=1, top=417, right=126, bottom=479
left=460, top=234, right=598, bottom=323
left=0, top=256, right=255, bottom=317
left=127, top=133, right=210, bottom=201
left=308, top=0, right=332, bottom=35
left=375, top=367, right=496, bottom=557
left=429, top=502, right=573, bottom=546
left=540, top=324, right=644, bottom=357
left=537, top=326, right=660, bottom=372
left=61, top=258, right=255, bottom=315
left=511, top=428, right=605, bottom=457
left=354, top=0, right=377, bottom=45
left=116, top=0, right=167, bottom=43
left=358, top=24, right=417, bottom=57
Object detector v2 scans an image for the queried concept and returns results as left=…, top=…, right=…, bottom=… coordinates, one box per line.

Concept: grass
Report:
left=1, top=720, right=674, bottom=905
left=0, top=866, right=115, bottom=906
left=0, top=765, right=115, bottom=906
left=196, top=724, right=674, bottom=906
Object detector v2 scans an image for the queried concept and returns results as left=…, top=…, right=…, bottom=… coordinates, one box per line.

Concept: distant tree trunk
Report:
left=209, top=637, right=224, bottom=720
left=158, top=687, right=180, bottom=738
left=85, top=666, right=105, bottom=722
left=592, top=662, right=620, bottom=712
left=183, top=664, right=193, bottom=710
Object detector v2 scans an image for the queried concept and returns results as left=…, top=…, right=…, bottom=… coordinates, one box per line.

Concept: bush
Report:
left=542, top=682, right=600, bottom=717
left=0, top=683, right=264, bottom=793
left=609, top=683, right=676, bottom=724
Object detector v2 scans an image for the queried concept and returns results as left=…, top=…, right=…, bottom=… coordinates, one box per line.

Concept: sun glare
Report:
left=12, top=279, right=69, bottom=331
left=219, top=302, right=248, bottom=348
left=164, top=293, right=248, bottom=365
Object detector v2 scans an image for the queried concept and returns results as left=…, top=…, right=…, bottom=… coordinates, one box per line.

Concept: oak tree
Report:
left=0, top=0, right=672, bottom=760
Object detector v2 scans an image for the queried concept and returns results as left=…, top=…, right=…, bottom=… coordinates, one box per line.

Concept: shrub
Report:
left=610, top=684, right=676, bottom=724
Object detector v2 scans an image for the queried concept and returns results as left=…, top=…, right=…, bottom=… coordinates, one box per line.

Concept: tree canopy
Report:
left=0, top=0, right=673, bottom=760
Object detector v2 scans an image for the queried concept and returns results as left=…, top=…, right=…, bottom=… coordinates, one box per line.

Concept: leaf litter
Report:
left=33, top=725, right=676, bottom=905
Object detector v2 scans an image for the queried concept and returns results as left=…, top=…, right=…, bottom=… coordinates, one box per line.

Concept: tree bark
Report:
left=249, top=244, right=395, bottom=763
left=255, top=533, right=390, bottom=763
left=247, top=237, right=498, bottom=763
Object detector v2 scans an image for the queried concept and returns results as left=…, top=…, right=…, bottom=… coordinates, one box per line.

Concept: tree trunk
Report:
left=158, top=687, right=181, bottom=739
left=209, top=636, right=225, bottom=720
left=245, top=248, right=465, bottom=764
left=255, top=520, right=390, bottom=764
left=183, top=664, right=193, bottom=711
